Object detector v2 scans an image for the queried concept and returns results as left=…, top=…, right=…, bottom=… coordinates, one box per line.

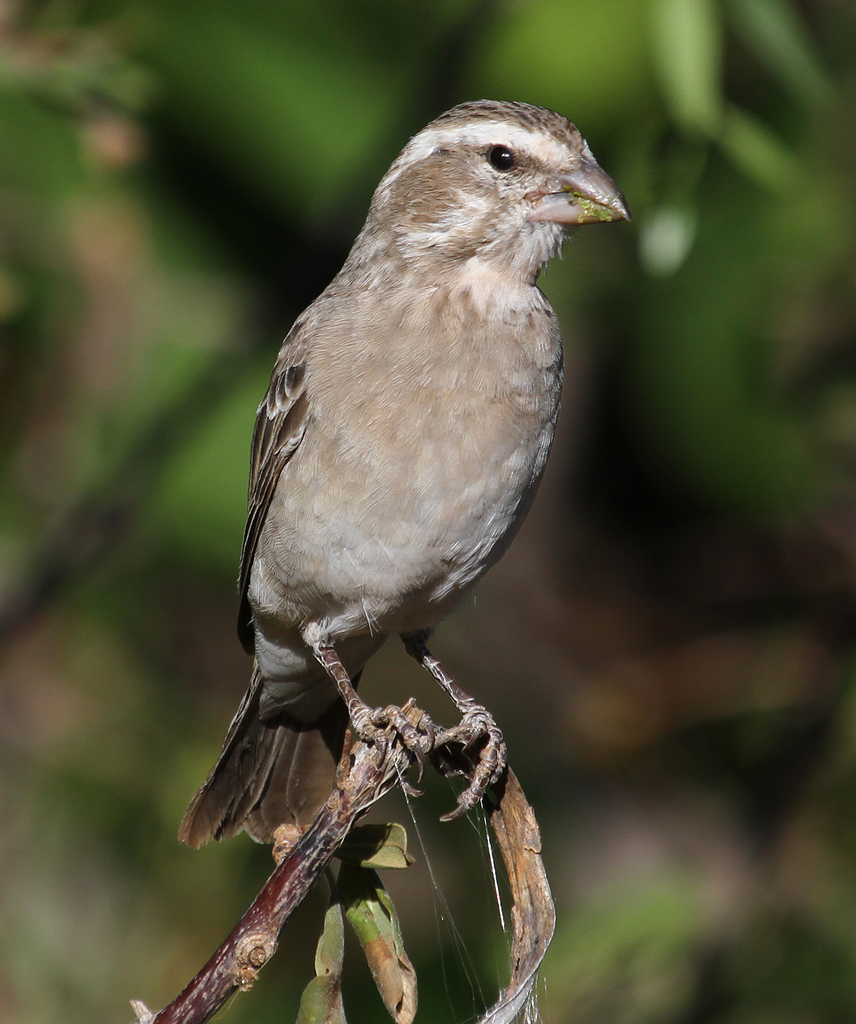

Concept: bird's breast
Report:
left=251, top=282, right=562, bottom=643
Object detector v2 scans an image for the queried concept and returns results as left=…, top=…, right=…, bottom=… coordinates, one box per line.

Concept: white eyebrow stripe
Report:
left=390, top=121, right=579, bottom=178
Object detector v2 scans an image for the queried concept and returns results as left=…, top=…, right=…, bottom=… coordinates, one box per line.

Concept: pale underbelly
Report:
left=250, top=490, right=522, bottom=723
left=248, top=350, right=560, bottom=714
left=253, top=463, right=530, bottom=637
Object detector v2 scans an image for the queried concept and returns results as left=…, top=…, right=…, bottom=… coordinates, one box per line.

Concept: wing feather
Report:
left=237, top=324, right=310, bottom=651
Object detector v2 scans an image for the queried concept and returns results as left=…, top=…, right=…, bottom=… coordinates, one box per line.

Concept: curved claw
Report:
left=400, top=779, right=424, bottom=799
left=439, top=788, right=481, bottom=822
left=440, top=751, right=506, bottom=821
left=435, top=705, right=507, bottom=820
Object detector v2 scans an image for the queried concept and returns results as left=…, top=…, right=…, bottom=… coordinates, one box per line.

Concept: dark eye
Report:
left=488, top=145, right=515, bottom=171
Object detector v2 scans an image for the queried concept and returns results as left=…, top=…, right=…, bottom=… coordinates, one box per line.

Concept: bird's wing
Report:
left=237, top=319, right=310, bottom=651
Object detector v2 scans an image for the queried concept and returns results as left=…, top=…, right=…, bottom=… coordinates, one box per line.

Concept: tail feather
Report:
left=179, top=665, right=350, bottom=848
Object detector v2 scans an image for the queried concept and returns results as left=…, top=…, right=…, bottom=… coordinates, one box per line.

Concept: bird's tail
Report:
left=178, top=664, right=349, bottom=847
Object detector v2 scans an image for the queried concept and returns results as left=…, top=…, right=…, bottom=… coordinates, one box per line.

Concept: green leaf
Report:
left=339, top=863, right=417, bottom=1024
left=631, top=173, right=821, bottom=516
left=144, top=2, right=411, bottom=223
left=145, top=361, right=266, bottom=570
left=544, top=874, right=705, bottom=1022
left=296, top=890, right=347, bottom=1024
left=337, top=823, right=414, bottom=871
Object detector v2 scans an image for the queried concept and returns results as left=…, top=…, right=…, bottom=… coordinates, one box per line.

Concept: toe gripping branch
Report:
left=315, top=635, right=508, bottom=821
left=402, top=631, right=508, bottom=820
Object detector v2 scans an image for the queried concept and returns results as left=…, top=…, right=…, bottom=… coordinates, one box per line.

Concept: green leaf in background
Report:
left=652, top=0, right=723, bottom=135
left=468, top=0, right=655, bottom=132
left=728, top=0, right=833, bottom=109
left=544, top=875, right=706, bottom=1024
left=720, top=104, right=799, bottom=193
left=145, top=361, right=268, bottom=570
left=142, top=0, right=413, bottom=223
left=0, top=85, right=87, bottom=198
left=631, top=168, right=824, bottom=516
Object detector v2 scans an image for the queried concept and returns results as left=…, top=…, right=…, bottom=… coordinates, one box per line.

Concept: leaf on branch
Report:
left=336, top=822, right=414, bottom=870
left=339, top=862, right=417, bottom=1024
left=296, top=885, right=347, bottom=1024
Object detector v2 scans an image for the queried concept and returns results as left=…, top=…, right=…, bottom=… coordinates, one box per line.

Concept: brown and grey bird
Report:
left=179, top=100, right=629, bottom=848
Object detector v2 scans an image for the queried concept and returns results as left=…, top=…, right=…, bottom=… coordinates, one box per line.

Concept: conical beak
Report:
left=529, top=156, right=631, bottom=225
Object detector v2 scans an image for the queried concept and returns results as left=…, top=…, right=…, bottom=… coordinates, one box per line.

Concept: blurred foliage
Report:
left=1, top=0, right=855, bottom=1022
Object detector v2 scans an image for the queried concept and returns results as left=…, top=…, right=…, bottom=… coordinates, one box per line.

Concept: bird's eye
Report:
left=488, top=145, right=515, bottom=171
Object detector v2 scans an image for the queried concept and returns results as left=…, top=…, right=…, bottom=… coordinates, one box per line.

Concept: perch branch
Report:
left=136, top=734, right=412, bottom=1024
left=133, top=729, right=555, bottom=1024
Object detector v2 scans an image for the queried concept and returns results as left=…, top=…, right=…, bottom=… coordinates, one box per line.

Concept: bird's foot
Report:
left=309, top=639, right=435, bottom=786
left=435, top=704, right=507, bottom=821
left=350, top=697, right=436, bottom=786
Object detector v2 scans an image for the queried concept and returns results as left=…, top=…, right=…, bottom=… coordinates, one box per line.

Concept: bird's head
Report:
left=356, top=99, right=630, bottom=285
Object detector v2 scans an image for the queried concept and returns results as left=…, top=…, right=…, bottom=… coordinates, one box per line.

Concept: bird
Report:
left=178, top=100, right=629, bottom=848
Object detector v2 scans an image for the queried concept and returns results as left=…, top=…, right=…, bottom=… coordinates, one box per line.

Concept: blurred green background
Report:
left=1, top=0, right=856, bottom=1021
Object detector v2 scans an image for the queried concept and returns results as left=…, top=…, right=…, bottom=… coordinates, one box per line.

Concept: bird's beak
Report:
left=529, top=157, right=631, bottom=225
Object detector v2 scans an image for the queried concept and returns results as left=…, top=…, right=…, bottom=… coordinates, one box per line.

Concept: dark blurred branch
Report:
left=133, top=730, right=412, bottom=1024
left=0, top=345, right=250, bottom=646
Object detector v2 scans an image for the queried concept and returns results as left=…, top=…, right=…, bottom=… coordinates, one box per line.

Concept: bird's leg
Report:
left=402, top=630, right=507, bottom=820
left=309, top=639, right=434, bottom=779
